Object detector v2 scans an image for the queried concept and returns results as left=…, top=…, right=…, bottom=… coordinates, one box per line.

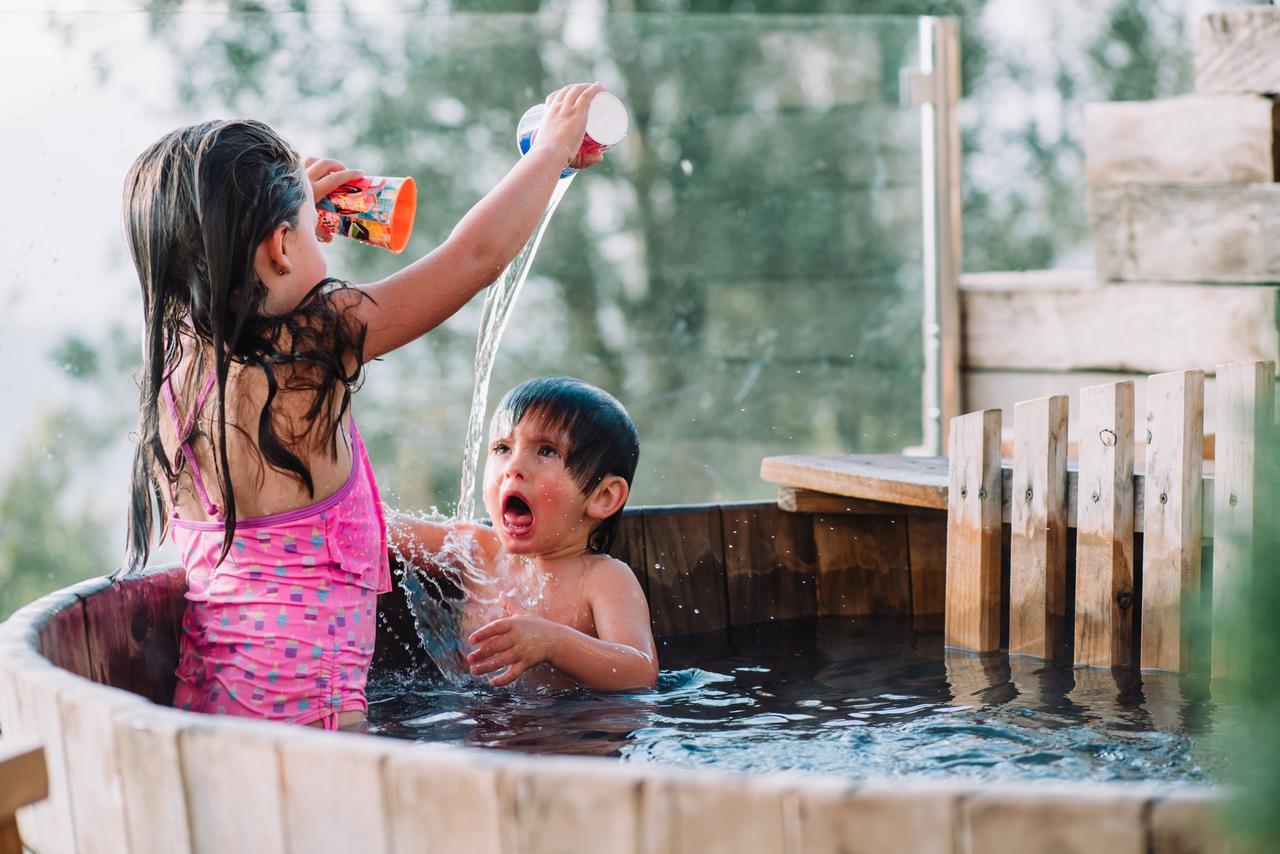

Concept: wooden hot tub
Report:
left=0, top=498, right=1227, bottom=854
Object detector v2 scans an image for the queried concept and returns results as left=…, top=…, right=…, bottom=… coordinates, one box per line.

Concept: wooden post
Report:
left=1212, top=360, right=1275, bottom=685
left=0, top=740, right=46, bottom=854
left=1009, top=395, right=1070, bottom=661
left=1074, top=381, right=1136, bottom=668
left=1141, top=370, right=1205, bottom=672
left=945, top=409, right=1003, bottom=651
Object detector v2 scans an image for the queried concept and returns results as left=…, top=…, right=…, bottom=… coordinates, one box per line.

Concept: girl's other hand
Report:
left=302, top=156, right=365, bottom=242
left=535, top=82, right=607, bottom=171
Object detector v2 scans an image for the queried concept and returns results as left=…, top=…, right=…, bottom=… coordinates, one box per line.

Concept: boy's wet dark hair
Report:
left=491, top=376, right=639, bottom=554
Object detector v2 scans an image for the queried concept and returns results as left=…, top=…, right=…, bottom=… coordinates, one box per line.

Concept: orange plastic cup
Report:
left=316, top=175, right=417, bottom=254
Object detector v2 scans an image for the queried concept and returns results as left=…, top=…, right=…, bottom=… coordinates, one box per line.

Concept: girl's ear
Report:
left=585, top=475, right=629, bottom=521
left=255, top=222, right=293, bottom=279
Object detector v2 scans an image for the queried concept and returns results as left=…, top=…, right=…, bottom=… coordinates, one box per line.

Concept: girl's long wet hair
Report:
left=122, top=119, right=368, bottom=574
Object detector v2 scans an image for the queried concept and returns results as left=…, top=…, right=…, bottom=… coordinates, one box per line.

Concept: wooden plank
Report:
left=501, top=756, right=644, bottom=854
left=0, top=740, right=46, bottom=820
left=1141, top=371, right=1206, bottom=672
left=1196, top=7, right=1280, bottom=94
left=58, top=681, right=139, bottom=854
left=1085, top=95, right=1278, bottom=184
left=1075, top=381, right=1137, bottom=668
left=1149, top=789, right=1232, bottom=854
left=0, top=643, right=76, bottom=854
left=907, top=511, right=948, bottom=619
left=83, top=567, right=187, bottom=704
left=961, top=783, right=1150, bottom=854
left=642, top=506, right=729, bottom=638
left=1212, top=360, right=1276, bottom=684
left=180, top=722, right=289, bottom=854
left=279, top=728, right=393, bottom=854
left=760, top=454, right=948, bottom=510
left=36, top=606, right=94, bottom=680
left=112, top=706, right=194, bottom=854
left=721, top=502, right=817, bottom=626
left=0, top=818, right=18, bottom=854
left=945, top=409, right=1003, bottom=651
left=813, top=514, right=911, bottom=617
left=962, top=282, right=1280, bottom=372
left=1010, top=395, right=1071, bottom=661
left=777, top=487, right=904, bottom=515
left=790, top=778, right=958, bottom=854
left=641, top=768, right=788, bottom=854
left=384, top=745, right=504, bottom=854
left=1090, top=184, right=1280, bottom=283
left=609, top=509, right=649, bottom=597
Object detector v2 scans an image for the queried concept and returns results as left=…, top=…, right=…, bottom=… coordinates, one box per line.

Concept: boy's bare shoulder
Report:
left=584, top=554, right=644, bottom=592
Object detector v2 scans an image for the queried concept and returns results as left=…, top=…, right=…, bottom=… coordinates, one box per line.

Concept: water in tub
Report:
left=368, top=615, right=1226, bottom=784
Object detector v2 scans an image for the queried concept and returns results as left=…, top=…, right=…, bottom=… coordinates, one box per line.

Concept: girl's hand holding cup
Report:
left=305, top=156, right=418, bottom=254
left=304, top=157, right=364, bottom=243
left=534, top=82, right=610, bottom=171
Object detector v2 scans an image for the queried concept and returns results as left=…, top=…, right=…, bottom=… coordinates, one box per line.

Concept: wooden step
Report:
left=761, top=453, right=1217, bottom=535
left=960, top=273, right=1280, bottom=373
left=1085, top=95, right=1278, bottom=184
left=1089, top=184, right=1280, bottom=283
left=1197, top=6, right=1280, bottom=94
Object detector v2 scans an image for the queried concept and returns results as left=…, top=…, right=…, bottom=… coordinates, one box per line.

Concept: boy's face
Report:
left=482, top=414, right=596, bottom=558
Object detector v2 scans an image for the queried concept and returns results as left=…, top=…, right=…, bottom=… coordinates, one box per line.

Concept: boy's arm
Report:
left=331, top=83, right=606, bottom=363
left=468, top=558, right=658, bottom=691
left=385, top=511, right=501, bottom=569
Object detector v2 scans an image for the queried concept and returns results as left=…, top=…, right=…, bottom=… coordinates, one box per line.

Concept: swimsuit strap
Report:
left=162, top=371, right=224, bottom=521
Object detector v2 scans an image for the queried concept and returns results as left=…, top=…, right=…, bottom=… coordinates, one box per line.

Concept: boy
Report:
left=392, top=376, right=657, bottom=691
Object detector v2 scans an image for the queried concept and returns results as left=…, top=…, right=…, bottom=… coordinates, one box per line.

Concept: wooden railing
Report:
left=946, top=360, right=1275, bottom=678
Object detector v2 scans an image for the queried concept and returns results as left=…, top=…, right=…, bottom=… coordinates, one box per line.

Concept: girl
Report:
left=122, top=82, right=608, bottom=730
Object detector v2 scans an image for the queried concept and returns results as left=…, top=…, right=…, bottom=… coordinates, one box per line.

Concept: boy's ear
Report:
left=584, top=475, right=629, bottom=521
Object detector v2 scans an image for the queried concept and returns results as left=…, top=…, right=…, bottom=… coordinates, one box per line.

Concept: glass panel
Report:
left=0, top=11, right=924, bottom=600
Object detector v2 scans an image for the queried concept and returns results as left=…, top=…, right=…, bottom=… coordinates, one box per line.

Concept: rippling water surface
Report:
left=366, top=616, right=1228, bottom=784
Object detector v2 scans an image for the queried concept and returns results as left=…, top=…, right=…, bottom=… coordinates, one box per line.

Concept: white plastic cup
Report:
left=516, top=90, right=629, bottom=178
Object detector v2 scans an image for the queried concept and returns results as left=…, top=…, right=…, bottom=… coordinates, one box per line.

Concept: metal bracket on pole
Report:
left=901, top=17, right=963, bottom=457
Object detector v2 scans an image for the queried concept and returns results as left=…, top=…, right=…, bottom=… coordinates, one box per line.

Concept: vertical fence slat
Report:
left=1141, top=370, right=1205, bottom=672
left=1010, top=395, right=1070, bottom=661
left=1074, top=381, right=1136, bottom=668
left=945, top=410, right=1003, bottom=651
left=1212, top=360, right=1275, bottom=684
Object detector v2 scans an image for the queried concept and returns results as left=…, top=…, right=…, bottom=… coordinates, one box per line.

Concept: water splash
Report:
left=393, top=174, right=576, bottom=683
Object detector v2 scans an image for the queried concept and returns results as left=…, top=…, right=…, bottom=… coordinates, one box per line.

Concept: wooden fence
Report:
left=946, top=359, right=1275, bottom=679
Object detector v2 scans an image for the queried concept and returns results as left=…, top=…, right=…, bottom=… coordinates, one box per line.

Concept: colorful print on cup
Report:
left=317, top=175, right=417, bottom=254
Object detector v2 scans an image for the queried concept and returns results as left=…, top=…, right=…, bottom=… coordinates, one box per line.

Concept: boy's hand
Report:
left=302, top=156, right=365, bottom=241
left=535, top=82, right=607, bottom=170
left=466, top=595, right=564, bottom=687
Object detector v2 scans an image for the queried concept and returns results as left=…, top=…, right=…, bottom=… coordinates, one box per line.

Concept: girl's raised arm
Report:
left=325, top=82, right=607, bottom=363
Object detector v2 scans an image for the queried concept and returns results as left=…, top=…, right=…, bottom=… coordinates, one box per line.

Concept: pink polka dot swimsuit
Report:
left=164, top=371, right=391, bottom=729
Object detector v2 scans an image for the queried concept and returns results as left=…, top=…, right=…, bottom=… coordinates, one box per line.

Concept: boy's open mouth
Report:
left=502, top=493, right=534, bottom=536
